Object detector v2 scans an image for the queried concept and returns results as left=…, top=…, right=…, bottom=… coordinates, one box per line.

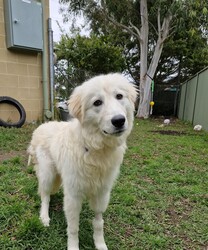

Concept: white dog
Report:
left=28, top=73, right=137, bottom=250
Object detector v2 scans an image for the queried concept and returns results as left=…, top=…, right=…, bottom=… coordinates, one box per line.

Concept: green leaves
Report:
left=59, top=0, right=208, bottom=87
left=54, top=34, right=125, bottom=100
left=56, top=34, right=125, bottom=74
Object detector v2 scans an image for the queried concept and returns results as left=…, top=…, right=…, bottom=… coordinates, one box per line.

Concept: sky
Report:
left=49, top=0, right=88, bottom=42
left=49, top=0, right=66, bottom=42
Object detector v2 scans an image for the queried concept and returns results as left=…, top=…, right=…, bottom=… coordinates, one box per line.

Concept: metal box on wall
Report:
left=4, top=0, right=43, bottom=51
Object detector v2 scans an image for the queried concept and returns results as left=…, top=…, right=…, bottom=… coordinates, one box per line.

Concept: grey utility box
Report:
left=4, top=0, right=43, bottom=51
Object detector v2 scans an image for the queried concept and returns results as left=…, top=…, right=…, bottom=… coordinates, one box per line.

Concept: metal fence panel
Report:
left=193, top=70, right=208, bottom=131
left=183, top=77, right=198, bottom=122
left=178, top=83, right=186, bottom=119
left=178, top=67, right=208, bottom=132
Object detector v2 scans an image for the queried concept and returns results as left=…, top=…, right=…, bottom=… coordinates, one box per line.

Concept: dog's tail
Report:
left=27, top=145, right=34, bottom=166
left=27, top=154, right=32, bottom=166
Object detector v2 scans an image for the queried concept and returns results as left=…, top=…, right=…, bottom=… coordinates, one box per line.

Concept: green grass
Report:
left=0, top=119, right=208, bottom=250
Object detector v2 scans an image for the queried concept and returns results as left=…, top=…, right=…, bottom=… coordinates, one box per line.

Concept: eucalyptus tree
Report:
left=59, top=0, right=208, bottom=118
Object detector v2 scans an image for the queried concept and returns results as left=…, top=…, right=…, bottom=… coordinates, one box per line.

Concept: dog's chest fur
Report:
left=50, top=125, right=126, bottom=195
left=55, top=142, right=125, bottom=195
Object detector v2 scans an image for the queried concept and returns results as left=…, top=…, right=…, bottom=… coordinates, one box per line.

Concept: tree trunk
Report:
left=100, top=0, right=173, bottom=118
left=137, top=76, right=152, bottom=118
left=148, top=39, right=164, bottom=78
left=136, top=39, right=165, bottom=118
left=136, top=0, right=149, bottom=118
left=136, top=3, right=172, bottom=118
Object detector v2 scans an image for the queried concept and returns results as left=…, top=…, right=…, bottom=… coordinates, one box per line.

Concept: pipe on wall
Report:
left=48, top=18, right=54, bottom=119
left=41, top=0, right=52, bottom=120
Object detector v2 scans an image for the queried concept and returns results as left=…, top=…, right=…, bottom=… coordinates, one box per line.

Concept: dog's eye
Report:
left=93, top=100, right=103, bottom=106
left=116, top=94, right=123, bottom=100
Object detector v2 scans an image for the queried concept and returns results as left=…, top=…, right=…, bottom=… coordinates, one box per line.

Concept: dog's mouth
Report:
left=103, top=128, right=125, bottom=136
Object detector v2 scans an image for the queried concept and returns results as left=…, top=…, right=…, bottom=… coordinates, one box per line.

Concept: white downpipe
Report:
left=41, top=0, right=52, bottom=120
left=48, top=18, right=54, bottom=119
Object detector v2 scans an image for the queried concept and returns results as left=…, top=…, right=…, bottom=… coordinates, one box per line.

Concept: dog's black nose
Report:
left=111, top=115, right=126, bottom=128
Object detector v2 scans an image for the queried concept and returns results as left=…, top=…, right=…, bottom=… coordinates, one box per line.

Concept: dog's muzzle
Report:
left=103, top=114, right=126, bottom=136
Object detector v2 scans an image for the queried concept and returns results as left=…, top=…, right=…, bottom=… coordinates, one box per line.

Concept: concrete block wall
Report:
left=0, top=1, right=49, bottom=123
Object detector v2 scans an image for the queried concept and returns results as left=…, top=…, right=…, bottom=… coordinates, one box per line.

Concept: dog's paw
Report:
left=40, top=216, right=50, bottom=227
left=95, top=243, right=108, bottom=250
left=67, top=246, right=79, bottom=250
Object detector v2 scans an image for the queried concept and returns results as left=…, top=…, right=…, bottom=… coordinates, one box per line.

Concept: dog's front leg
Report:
left=40, top=192, right=51, bottom=226
left=64, top=195, right=82, bottom=250
left=93, top=213, right=108, bottom=250
left=90, top=191, right=110, bottom=250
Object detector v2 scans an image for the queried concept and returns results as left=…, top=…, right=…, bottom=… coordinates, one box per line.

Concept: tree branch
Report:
left=100, top=1, right=142, bottom=42
left=161, top=14, right=173, bottom=42
left=106, top=15, right=142, bottom=42
left=157, top=7, right=161, bottom=36
left=139, top=16, right=158, bottom=36
left=129, top=21, right=141, bottom=39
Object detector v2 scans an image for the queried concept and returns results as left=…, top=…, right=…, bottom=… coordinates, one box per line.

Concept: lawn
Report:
left=0, top=118, right=208, bottom=250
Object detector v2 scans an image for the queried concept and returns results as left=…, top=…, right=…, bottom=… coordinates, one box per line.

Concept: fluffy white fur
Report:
left=28, top=73, right=137, bottom=250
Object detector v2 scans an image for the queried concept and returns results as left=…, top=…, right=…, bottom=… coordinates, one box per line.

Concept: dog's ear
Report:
left=128, top=84, right=138, bottom=106
left=68, top=86, right=82, bottom=121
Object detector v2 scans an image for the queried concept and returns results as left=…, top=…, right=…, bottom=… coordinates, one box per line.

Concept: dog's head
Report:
left=68, top=73, right=137, bottom=148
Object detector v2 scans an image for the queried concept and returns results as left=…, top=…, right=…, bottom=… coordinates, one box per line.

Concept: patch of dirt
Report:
left=0, top=150, right=27, bottom=164
left=150, top=130, right=187, bottom=136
